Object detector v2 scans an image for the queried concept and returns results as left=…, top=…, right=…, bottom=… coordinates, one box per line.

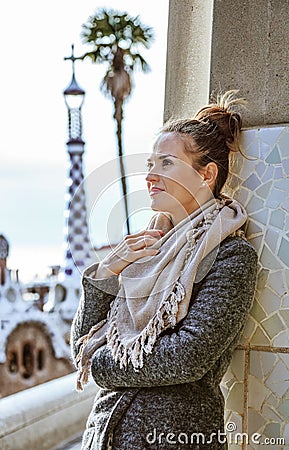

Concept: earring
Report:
left=201, top=181, right=207, bottom=187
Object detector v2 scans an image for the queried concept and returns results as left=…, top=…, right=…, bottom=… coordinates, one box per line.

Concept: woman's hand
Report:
left=96, top=230, right=163, bottom=278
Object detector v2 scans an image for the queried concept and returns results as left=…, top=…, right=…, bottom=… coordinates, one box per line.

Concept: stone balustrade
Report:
left=0, top=373, right=98, bottom=450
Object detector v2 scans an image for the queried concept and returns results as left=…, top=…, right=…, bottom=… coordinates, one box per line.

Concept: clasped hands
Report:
left=96, top=229, right=164, bottom=279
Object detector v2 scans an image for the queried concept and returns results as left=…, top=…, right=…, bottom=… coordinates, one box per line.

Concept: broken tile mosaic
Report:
left=222, top=125, right=289, bottom=446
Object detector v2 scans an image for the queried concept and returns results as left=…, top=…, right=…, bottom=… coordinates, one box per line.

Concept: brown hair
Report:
left=158, top=90, right=247, bottom=197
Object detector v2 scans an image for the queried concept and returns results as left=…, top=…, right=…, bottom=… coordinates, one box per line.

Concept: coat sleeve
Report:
left=89, top=237, right=258, bottom=389
left=70, top=263, right=119, bottom=362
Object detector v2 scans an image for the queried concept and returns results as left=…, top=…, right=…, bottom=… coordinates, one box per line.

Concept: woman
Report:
left=71, top=91, right=258, bottom=450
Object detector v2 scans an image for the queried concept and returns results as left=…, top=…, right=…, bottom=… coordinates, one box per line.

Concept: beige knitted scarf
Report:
left=75, top=194, right=247, bottom=391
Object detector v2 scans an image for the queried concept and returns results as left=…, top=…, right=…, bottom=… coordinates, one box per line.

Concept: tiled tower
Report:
left=62, top=45, right=92, bottom=279
left=47, top=46, right=93, bottom=320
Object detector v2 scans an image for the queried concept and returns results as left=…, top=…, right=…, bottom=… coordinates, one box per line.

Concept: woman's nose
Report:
left=145, top=169, right=160, bottom=182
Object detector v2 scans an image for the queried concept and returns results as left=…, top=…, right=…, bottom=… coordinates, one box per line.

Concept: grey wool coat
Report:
left=71, top=236, right=258, bottom=450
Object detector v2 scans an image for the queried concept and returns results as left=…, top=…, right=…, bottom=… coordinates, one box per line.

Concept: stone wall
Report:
left=222, top=125, right=289, bottom=448
left=0, top=373, right=98, bottom=450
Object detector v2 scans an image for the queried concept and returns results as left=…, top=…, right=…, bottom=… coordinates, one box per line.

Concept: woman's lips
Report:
left=149, top=187, right=165, bottom=196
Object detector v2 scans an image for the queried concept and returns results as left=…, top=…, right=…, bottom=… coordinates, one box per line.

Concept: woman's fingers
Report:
left=144, top=229, right=164, bottom=236
left=134, top=247, right=160, bottom=258
left=124, top=229, right=164, bottom=240
left=110, top=235, right=160, bottom=265
left=127, top=235, right=159, bottom=251
left=113, top=236, right=159, bottom=260
left=98, top=229, right=163, bottom=276
left=120, top=246, right=159, bottom=265
left=123, top=229, right=163, bottom=249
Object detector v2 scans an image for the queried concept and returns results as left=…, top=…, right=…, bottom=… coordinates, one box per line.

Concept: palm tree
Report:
left=80, top=8, right=154, bottom=235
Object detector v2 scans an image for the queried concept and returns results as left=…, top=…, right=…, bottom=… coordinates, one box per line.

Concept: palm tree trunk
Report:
left=114, top=100, right=131, bottom=235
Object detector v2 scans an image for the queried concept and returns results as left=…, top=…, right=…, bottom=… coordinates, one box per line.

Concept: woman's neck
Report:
left=170, top=193, right=215, bottom=226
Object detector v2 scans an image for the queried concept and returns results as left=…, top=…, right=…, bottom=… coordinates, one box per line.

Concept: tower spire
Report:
left=64, top=44, right=76, bottom=77
left=62, top=45, right=92, bottom=282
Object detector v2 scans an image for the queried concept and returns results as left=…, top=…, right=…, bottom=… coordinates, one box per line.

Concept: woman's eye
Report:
left=162, top=159, right=172, bottom=167
left=146, top=159, right=172, bottom=171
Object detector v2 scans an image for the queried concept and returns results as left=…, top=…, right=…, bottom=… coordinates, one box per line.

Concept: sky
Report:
left=0, top=0, right=169, bottom=281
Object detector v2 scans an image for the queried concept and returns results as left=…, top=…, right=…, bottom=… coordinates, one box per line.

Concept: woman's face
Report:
left=146, top=133, right=206, bottom=222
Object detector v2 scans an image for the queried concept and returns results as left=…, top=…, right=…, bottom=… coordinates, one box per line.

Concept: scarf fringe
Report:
left=75, top=318, right=107, bottom=391
left=106, top=281, right=185, bottom=370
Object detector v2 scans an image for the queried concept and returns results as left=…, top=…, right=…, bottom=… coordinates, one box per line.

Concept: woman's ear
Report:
left=201, top=162, right=218, bottom=188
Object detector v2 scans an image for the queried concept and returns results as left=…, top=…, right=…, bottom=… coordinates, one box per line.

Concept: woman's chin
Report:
left=150, top=202, right=171, bottom=214
left=150, top=199, right=164, bottom=212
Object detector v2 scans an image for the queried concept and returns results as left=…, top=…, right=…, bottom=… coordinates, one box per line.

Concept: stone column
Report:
left=164, top=0, right=289, bottom=127
left=164, top=0, right=214, bottom=121
left=164, top=0, right=289, bottom=446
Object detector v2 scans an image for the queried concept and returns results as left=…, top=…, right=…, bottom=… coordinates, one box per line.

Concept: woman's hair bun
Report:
left=194, top=90, right=247, bottom=153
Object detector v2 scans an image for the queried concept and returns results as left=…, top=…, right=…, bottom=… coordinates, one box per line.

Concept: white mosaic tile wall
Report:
left=221, top=125, right=289, bottom=450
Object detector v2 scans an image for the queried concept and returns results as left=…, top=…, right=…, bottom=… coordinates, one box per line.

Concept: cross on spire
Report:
left=64, top=44, right=81, bottom=76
